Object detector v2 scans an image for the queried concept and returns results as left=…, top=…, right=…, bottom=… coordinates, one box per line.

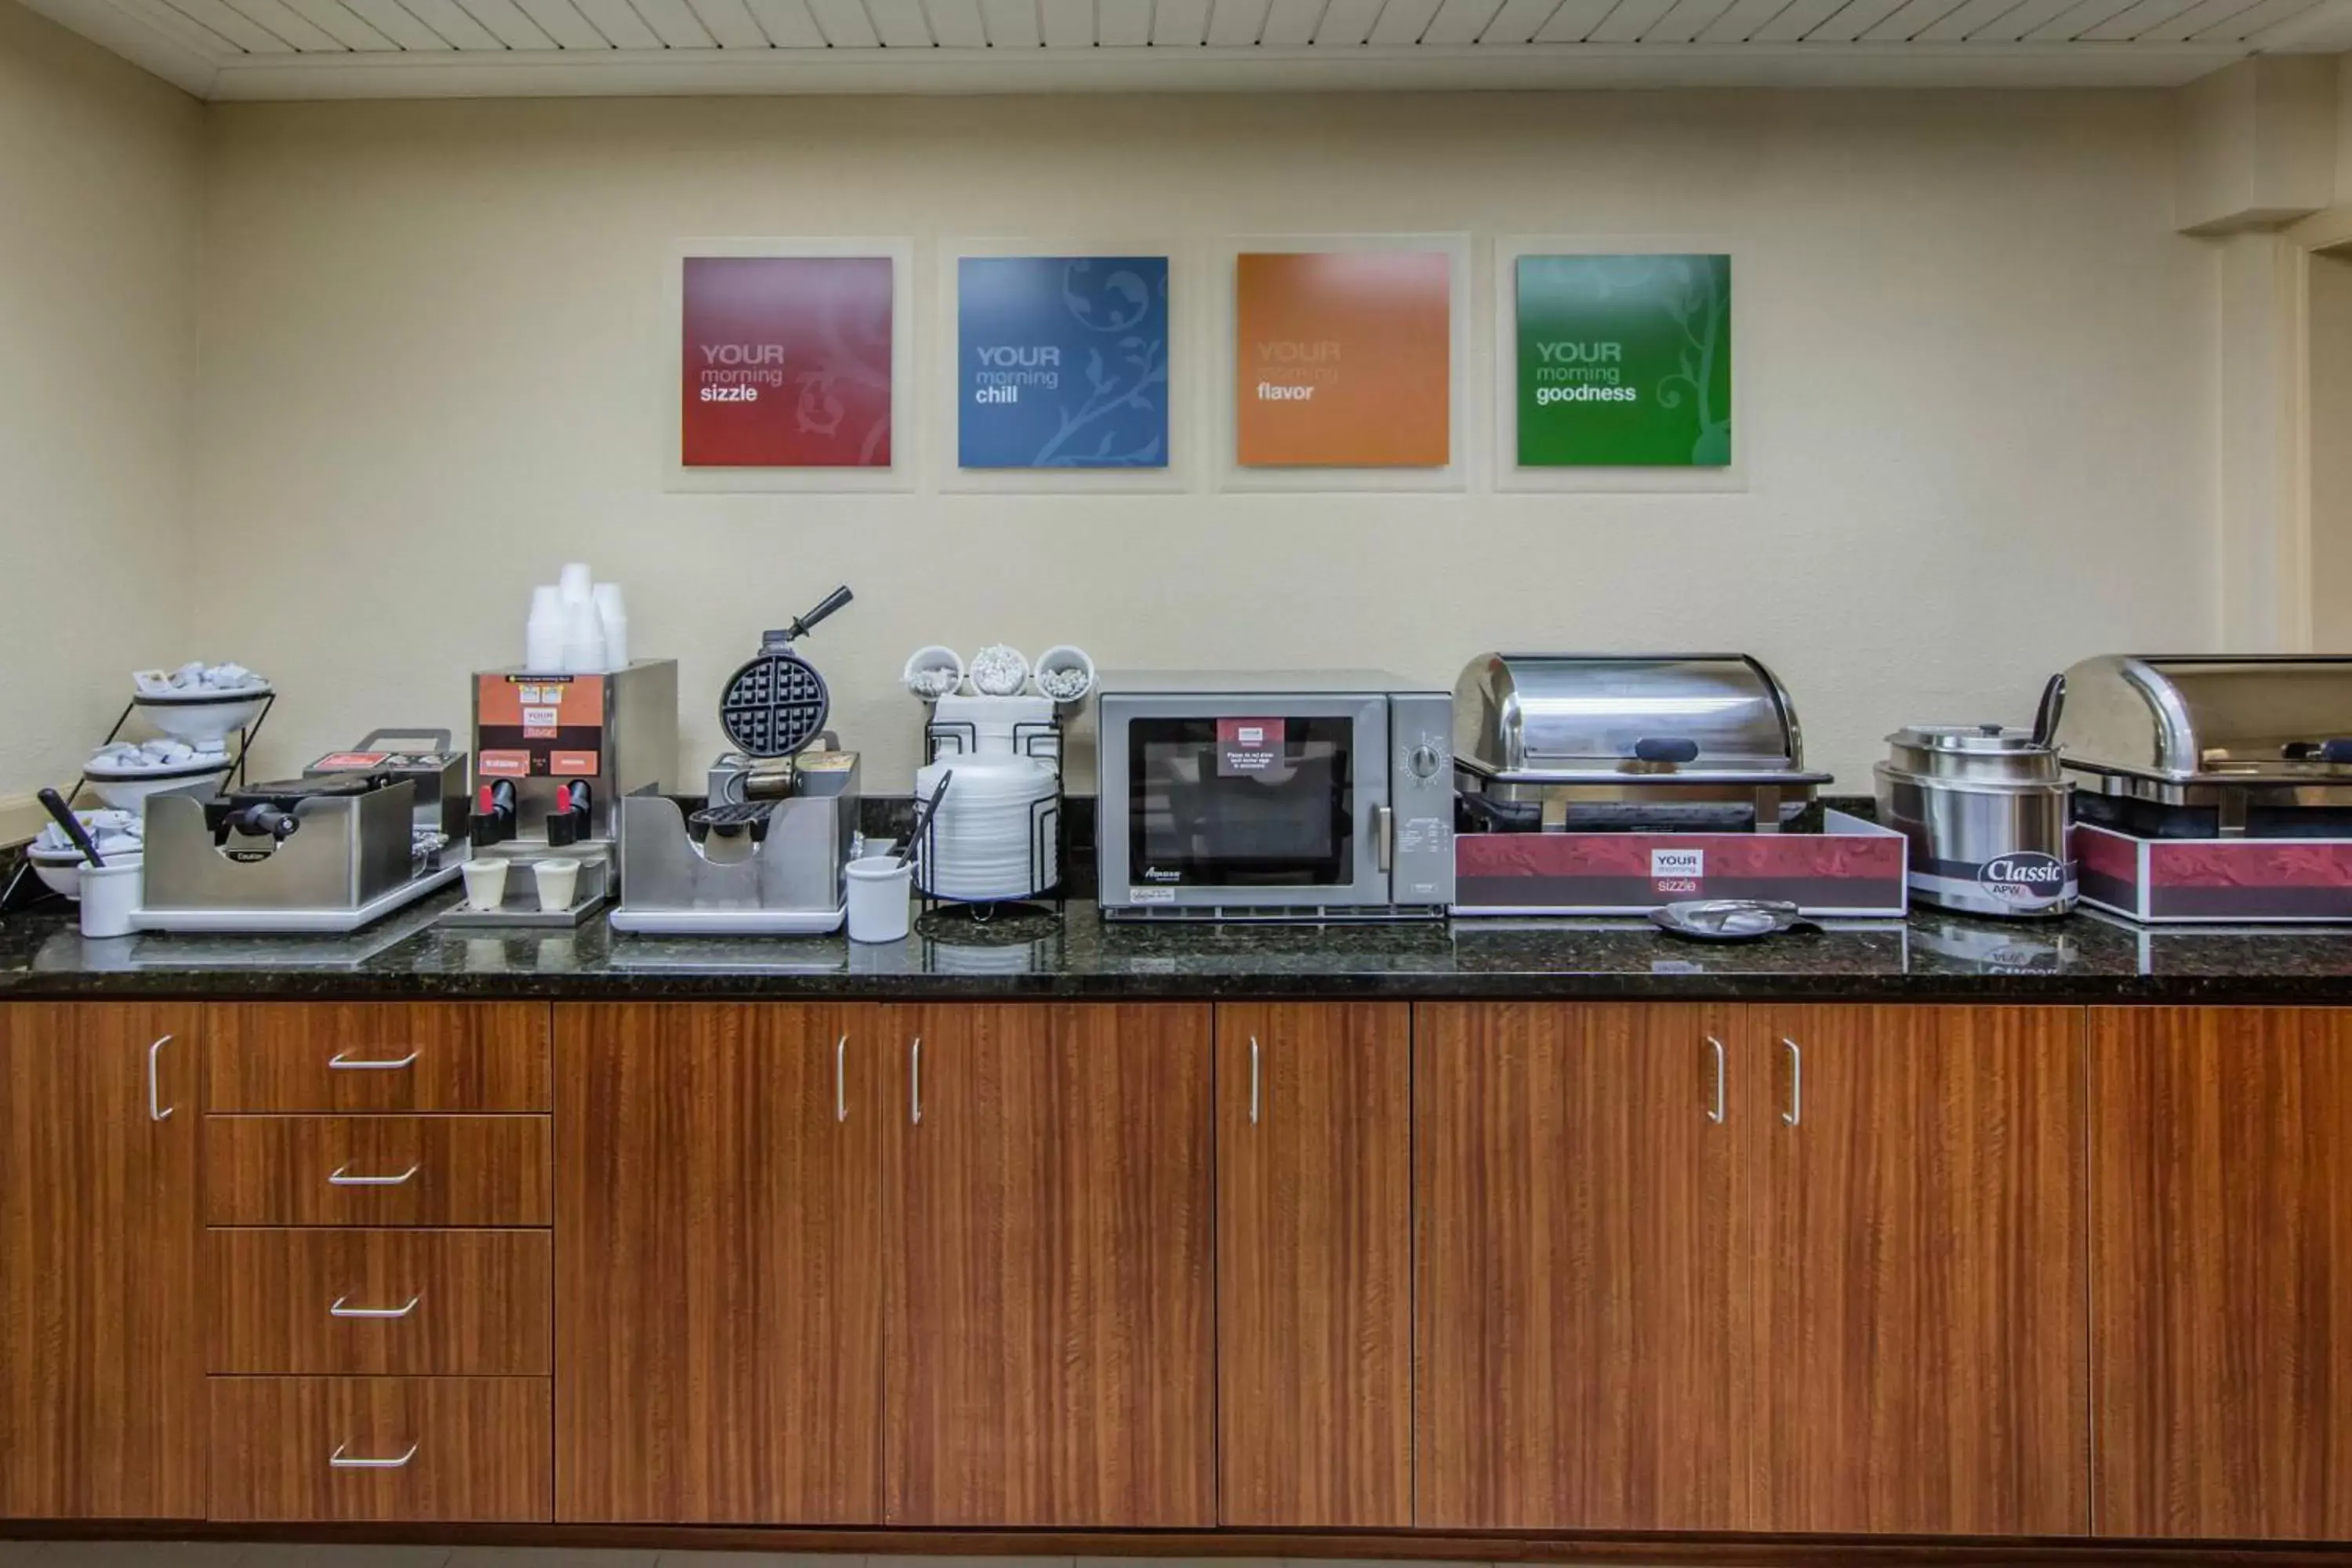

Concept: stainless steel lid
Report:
left=1881, top=724, right=2066, bottom=787
left=1453, top=652, right=1826, bottom=784
left=2046, top=655, right=2352, bottom=787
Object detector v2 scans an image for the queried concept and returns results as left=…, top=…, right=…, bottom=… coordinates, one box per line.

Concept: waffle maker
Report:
left=611, top=587, right=862, bottom=935
left=136, top=731, right=469, bottom=933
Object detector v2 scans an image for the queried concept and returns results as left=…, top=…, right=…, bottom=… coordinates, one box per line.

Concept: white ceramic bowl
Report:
left=28, top=847, right=143, bottom=902
left=132, top=685, right=272, bottom=745
left=903, top=646, right=965, bottom=701
left=84, top=760, right=230, bottom=811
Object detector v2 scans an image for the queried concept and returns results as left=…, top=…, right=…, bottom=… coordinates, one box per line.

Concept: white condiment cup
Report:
left=532, top=858, right=582, bottom=913
left=462, top=857, right=510, bottom=912
left=78, top=862, right=142, bottom=939
left=845, top=853, right=913, bottom=943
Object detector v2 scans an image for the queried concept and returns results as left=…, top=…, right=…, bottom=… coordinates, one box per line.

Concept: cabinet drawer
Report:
left=209, top=1375, right=551, bottom=1522
left=204, top=1004, right=550, bottom=1112
left=210, top=1229, right=551, bottom=1375
left=206, top=1116, right=551, bottom=1227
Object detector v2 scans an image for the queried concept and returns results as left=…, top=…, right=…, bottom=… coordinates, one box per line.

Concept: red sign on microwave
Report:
left=681, top=256, right=894, bottom=469
left=1217, top=717, right=1284, bottom=779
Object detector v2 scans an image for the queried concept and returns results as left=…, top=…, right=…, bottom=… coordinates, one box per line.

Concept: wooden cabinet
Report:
left=554, top=1002, right=883, bottom=1524
left=1415, top=1001, right=1745, bottom=1533
left=1749, top=1005, right=2087, bottom=1537
left=1415, top=1002, right=2085, bottom=1538
left=1215, top=1002, right=1410, bottom=1528
left=882, top=1002, right=1214, bottom=1527
left=2092, top=1007, right=2352, bottom=1541
left=0, top=1003, right=205, bottom=1519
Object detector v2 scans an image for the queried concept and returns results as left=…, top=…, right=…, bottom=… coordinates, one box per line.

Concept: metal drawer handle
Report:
left=1249, top=1036, right=1261, bottom=1126
left=1781, top=1037, right=1802, bottom=1127
left=148, top=1034, right=175, bottom=1122
left=836, top=1034, right=848, bottom=1123
left=1705, top=1036, right=1726, bottom=1124
left=328, top=1442, right=418, bottom=1470
left=909, top=1036, right=922, bottom=1126
left=328, top=1048, right=419, bottom=1071
left=328, top=1163, right=419, bottom=1187
left=329, top=1294, right=420, bottom=1319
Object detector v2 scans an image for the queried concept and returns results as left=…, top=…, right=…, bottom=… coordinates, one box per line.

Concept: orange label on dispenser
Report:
left=477, top=674, right=605, bottom=779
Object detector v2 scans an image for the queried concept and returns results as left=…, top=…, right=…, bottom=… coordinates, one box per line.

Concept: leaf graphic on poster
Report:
left=794, top=369, right=844, bottom=437
left=1086, top=347, right=1108, bottom=393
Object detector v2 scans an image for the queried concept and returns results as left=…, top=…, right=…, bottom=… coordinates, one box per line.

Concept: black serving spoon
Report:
left=37, top=788, right=103, bottom=869
left=896, top=769, right=953, bottom=865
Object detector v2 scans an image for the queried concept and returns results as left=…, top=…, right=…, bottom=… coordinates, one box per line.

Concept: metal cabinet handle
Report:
left=910, top=1036, right=922, bottom=1125
left=328, top=1442, right=418, bottom=1470
left=1781, top=1037, right=1802, bottom=1127
left=1374, top=804, right=1395, bottom=873
left=1706, top=1036, right=1726, bottom=1124
left=328, top=1163, right=420, bottom=1187
left=836, top=1035, right=848, bottom=1123
left=328, top=1048, right=419, bottom=1071
left=147, top=1034, right=174, bottom=1122
left=330, top=1295, right=420, bottom=1319
left=1249, top=1035, right=1261, bottom=1126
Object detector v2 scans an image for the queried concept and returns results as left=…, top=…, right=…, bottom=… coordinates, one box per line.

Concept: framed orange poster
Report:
left=1234, top=249, right=1453, bottom=467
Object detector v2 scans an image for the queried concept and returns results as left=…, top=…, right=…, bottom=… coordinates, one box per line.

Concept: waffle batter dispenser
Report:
left=612, top=588, right=861, bottom=935
left=459, top=658, right=678, bottom=924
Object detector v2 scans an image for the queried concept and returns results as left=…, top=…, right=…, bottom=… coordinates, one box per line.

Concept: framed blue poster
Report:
left=956, top=256, right=1170, bottom=469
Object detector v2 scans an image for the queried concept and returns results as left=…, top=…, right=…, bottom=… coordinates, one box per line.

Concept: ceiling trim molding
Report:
left=19, top=0, right=220, bottom=93
left=197, top=37, right=2257, bottom=98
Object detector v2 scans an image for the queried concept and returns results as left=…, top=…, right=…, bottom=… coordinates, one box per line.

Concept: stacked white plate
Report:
left=913, top=755, right=1058, bottom=902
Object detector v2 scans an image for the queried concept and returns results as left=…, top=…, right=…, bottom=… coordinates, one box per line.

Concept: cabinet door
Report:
left=1749, top=1004, right=2086, bottom=1536
left=1217, top=1002, right=1410, bottom=1528
left=1415, top=1001, right=1746, bottom=1531
left=883, top=1003, right=1214, bottom=1527
left=0, top=1004, right=205, bottom=1518
left=2092, top=1007, right=2352, bottom=1541
left=554, top=1003, right=883, bottom=1523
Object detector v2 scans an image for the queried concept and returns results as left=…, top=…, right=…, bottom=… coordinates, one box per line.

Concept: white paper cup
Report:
left=532, top=858, right=582, bottom=913
left=846, top=854, right=913, bottom=944
left=461, top=857, right=510, bottom=912
left=1034, top=644, right=1096, bottom=704
left=78, top=862, right=142, bottom=939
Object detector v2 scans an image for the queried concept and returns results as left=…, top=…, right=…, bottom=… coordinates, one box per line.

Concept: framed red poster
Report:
left=679, top=251, right=897, bottom=470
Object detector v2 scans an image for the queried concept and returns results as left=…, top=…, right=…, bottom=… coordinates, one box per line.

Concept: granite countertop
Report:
left=2, top=893, right=2351, bottom=1002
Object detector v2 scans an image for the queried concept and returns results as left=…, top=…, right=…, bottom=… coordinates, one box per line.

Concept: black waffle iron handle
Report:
left=771, top=586, right=853, bottom=649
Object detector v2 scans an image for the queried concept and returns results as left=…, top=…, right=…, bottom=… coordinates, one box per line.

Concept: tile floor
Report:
left=0, top=1551, right=1514, bottom=1568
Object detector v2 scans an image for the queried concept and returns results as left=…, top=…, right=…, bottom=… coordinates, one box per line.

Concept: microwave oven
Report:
left=1097, top=671, right=1455, bottom=921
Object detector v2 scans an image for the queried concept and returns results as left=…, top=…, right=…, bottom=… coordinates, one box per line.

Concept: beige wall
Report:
left=0, top=0, right=201, bottom=818
left=193, top=90, right=2214, bottom=793
left=2312, top=248, right=2352, bottom=649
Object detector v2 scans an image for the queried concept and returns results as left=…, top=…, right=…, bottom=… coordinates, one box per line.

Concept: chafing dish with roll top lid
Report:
left=2046, top=654, right=2352, bottom=838
left=1453, top=652, right=1831, bottom=833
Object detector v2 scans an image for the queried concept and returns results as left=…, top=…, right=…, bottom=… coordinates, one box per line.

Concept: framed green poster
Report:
left=1515, top=254, right=1731, bottom=468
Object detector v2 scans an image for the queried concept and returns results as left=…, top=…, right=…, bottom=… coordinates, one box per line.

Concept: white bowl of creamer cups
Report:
left=904, top=646, right=965, bottom=701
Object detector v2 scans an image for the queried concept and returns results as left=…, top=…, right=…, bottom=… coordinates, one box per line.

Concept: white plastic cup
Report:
left=533, top=858, right=582, bottom=913
left=525, top=586, right=564, bottom=670
left=593, top=583, right=630, bottom=670
left=78, top=862, right=141, bottom=939
left=845, top=854, right=913, bottom=943
left=462, top=857, right=510, bottom=912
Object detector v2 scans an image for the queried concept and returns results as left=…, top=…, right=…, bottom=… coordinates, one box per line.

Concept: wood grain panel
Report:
left=2092, top=1007, right=2352, bottom=1541
left=1750, top=1005, right=2087, bottom=1537
left=554, top=1002, right=884, bottom=1524
left=883, top=1003, right=1214, bottom=1528
left=1216, top=1001, right=1410, bottom=1528
left=209, top=1375, right=551, bottom=1521
left=205, top=1116, right=551, bottom=1226
left=0, top=1004, right=205, bottom=1519
left=1415, top=1001, right=1745, bottom=1532
left=209, top=1229, right=550, bottom=1375
left=202, top=1002, right=550, bottom=1112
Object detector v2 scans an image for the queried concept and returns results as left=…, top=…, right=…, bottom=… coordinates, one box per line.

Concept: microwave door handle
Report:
left=1375, top=803, right=1394, bottom=873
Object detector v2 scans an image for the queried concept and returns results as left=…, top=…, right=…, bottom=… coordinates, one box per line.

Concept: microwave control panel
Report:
left=1388, top=691, right=1457, bottom=907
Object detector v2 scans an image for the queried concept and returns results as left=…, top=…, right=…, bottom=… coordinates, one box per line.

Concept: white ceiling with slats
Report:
left=24, top=0, right=2352, bottom=100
